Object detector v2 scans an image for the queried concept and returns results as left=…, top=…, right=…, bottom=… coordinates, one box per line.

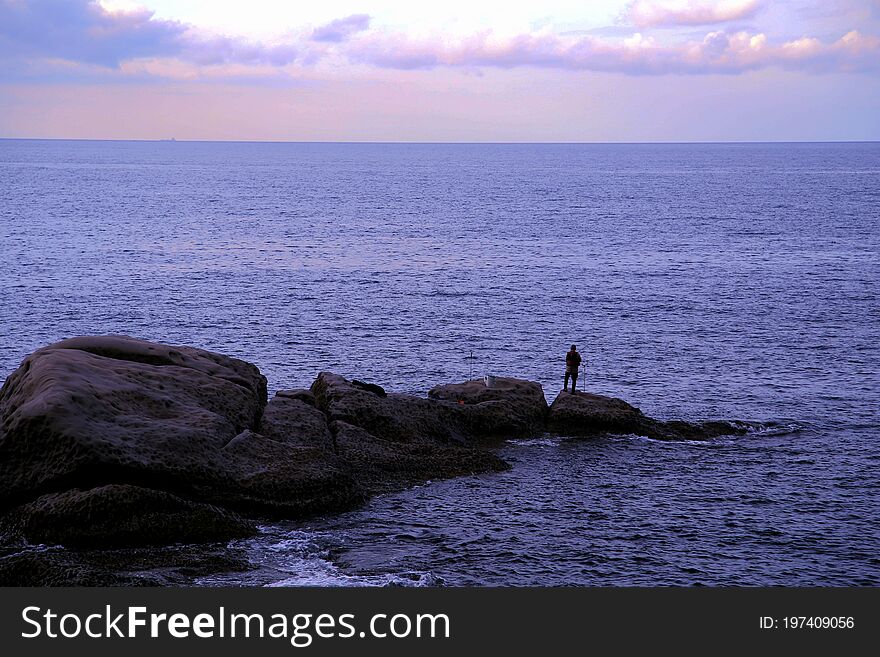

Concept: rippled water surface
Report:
left=2, top=140, right=878, bottom=585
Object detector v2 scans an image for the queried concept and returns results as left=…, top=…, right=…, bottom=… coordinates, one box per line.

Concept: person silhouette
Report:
left=564, top=344, right=582, bottom=392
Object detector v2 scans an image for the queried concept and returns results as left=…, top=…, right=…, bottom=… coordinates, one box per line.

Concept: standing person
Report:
left=564, top=344, right=582, bottom=392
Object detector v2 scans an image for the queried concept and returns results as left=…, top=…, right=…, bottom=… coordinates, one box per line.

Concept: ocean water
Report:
left=1, top=140, right=878, bottom=585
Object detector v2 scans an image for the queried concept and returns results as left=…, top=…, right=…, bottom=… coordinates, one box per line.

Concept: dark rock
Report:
left=650, top=419, right=750, bottom=441
left=0, top=550, right=159, bottom=586
left=312, top=372, right=470, bottom=444
left=429, top=377, right=548, bottom=437
left=352, top=380, right=387, bottom=397
left=548, top=391, right=649, bottom=436
left=313, top=372, right=546, bottom=445
left=311, top=373, right=510, bottom=494
left=548, top=391, right=749, bottom=440
left=95, top=543, right=254, bottom=585
left=218, top=430, right=362, bottom=515
left=0, top=543, right=256, bottom=586
left=258, top=391, right=334, bottom=449
left=332, top=420, right=509, bottom=495
left=5, top=484, right=256, bottom=548
left=275, top=388, right=317, bottom=406
left=0, top=336, right=361, bottom=520
left=0, top=335, right=266, bottom=507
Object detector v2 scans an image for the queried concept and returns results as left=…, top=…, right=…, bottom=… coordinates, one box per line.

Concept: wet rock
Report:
left=5, top=484, right=256, bottom=548
left=649, top=419, right=751, bottom=441
left=0, top=543, right=255, bottom=586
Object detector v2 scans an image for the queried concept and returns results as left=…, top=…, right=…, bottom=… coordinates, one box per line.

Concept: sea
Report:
left=1, top=140, right=878, bottom=585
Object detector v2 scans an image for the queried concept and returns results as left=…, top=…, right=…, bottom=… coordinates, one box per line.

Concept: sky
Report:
left=0, top=0, right=878, bottom=141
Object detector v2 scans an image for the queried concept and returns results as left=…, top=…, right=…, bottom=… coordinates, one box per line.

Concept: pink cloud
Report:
left=343, top=28, right=880, bottom=76
left=1, top=0, right=878, bottom=82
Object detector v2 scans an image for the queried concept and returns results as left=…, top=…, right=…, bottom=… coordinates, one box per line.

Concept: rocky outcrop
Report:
left=548, top=391, right=749, bottom=440
left=0, top=338, right=511, bottom=562
left=311, top=373, right=510, bottom=494
left=0, top=335, right=754, bottom=585
left=0, top=335, right=268, bottom=506
left=0, top=336, right=361, bottom=537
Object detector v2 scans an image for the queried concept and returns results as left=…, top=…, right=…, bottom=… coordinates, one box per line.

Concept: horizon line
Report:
left=1, top=137, right=879, bottom=146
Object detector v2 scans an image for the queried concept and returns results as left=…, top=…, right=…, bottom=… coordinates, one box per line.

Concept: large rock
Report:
left=312, top=372, right=546, bottom=445
left=548, top=391, right=749, bottom=440
left=0, top=336, right=360, bottom=520
left=0, top=336, right=265, bottom=505
left=428, top=377, right=548, bottom=438
left=547, top=392, right=649, bottom=436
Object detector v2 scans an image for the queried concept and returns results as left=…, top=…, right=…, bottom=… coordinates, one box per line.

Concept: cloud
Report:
left=0, top=0, right=299, bottom=69
left=1, top=1, right=877, bottom=82
left=180, top=34, right=298, bottom=67
left=344, top=27, right=880, bottom=75
left=623, top=0, right=762, bottom=28
left=311, top=14, right=371, bottom=43
left=0, top=0, right=183, bottom=66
